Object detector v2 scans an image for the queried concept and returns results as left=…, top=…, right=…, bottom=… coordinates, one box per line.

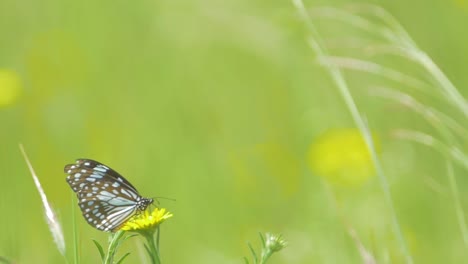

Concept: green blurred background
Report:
left=2, top=0, right=468, bottom=263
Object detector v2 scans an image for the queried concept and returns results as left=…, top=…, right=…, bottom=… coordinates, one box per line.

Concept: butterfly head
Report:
left=138, top=197, right=154, bottom=211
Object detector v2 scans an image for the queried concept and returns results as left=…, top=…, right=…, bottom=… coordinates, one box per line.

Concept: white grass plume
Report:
left=19, top=144, right=66, bottom=256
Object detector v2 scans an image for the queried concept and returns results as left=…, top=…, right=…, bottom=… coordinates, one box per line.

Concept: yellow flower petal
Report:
left=120, top=208, right=173, bottom=232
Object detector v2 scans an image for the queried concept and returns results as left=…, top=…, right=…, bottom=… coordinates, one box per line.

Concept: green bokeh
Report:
left=1, top=0, right=468, bottom=263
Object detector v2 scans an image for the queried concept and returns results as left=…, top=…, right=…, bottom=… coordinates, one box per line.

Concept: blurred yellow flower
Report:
left=120, top=208, right=173, bottom=233
left=0, top=69, right=22, bottom=107
left=308, top=128, right=379, bottom=186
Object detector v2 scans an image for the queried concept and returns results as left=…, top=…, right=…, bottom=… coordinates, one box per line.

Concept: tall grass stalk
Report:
left=373, top=87, right=468, bottom=249
left=314, top=4, right=468, bottom=248
left=347, top=227, right=377, bottom=264
left=72, top=193, right=80, bottom=264
left=317, top=56, right=431, bottom=93
left=311, top=4, right=468, bottom=116
left=19, top=144, right=66, bottom=258
left=446, top=161, right=468, bottom=247
left=291, top=1, right=413, bottom=263
left=393, top=129, right=468, bottom=248
left=324, top=182, right=378, bottom=264
left=370, top=87, right=468, bottom=141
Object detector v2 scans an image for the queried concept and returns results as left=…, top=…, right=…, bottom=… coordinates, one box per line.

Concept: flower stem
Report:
left=156, top=225, right=160, bottom=249
left=104, top=231, right=125, bottom=264
left=144, top=232, right=161, bottom=264
left=260, top=249, right=272, bottom=264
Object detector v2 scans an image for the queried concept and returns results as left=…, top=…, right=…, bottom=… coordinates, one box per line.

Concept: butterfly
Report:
left=65, top=159, right=153, bottom=232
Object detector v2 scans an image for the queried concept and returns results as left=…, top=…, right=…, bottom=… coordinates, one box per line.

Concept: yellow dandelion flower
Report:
left=0, top=69, right=22, bottom=107
left=308, top=128, right=380, bottom=187
left=120, top=208, right=173, bottom=233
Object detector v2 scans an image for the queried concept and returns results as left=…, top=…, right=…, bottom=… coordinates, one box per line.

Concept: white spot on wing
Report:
left=94, top=167, right=107, bottom=173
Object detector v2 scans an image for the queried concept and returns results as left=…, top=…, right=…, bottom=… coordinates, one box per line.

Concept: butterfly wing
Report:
left=65, top=159, right=138, bottom=194
left=65, top=159, right=142, bottom=232
left=77, top=196, right=138, bottom=232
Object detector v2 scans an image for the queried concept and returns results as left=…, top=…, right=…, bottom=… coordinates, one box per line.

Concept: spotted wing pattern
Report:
left=65, top=159, right=152, bottom=232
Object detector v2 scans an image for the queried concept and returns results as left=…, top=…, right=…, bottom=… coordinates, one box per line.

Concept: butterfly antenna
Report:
left=151, top=196, right=176, bottom=205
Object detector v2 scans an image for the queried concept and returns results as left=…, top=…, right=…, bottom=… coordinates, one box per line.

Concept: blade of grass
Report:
left=393, top=130, right=468, bottom=248
left=392, top=129, right=468, bottom=170
left=92, top=240, right=105, bottom=261
left=370, top=86, right=468, bottom=141
left=311, top=4, right=468, bottom=120
left=247, top=242, right=258, bottom=264
left=446, top=160, right=468, bottom=248
left=116, top=253, right=131, bottom=264
left=258, top=233, right=266, bottom=247
left=318, top=56, right=431, bottom=92
left=72, top=193, right=80, bottom=264
left=291, top=1, right=413, bottom=263
left=347, top=226, right=377, bottom=264
left=19, top=144, right=66, bottom=258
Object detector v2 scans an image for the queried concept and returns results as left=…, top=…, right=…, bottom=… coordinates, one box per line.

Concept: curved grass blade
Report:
left=92, top=240, right=105, bottom=261
left=116, top=253, right=131, bottom=264
left=19, top=144, right=66, bottom=257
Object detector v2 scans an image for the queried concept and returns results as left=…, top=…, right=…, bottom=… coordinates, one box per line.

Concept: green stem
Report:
left=104, top=231, right=125, bottom=264
left=260, top=249, right=272, bottom=264
left=156, top=225, right=160, bottom=249
left=71, top=194, right=79, bottom=264
left=145, top=234, right=161, bottom=264
left=291, top=1, right=413, bottom=263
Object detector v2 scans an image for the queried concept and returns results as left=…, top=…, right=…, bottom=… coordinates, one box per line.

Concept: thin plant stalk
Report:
left=244, top=233, right=287, bottom=264
left=72, top=193, right=79, bottom=264
left=394, top=130, right=468, bottom=248
left=19, top=144, right=66, bottom=258
left=373, top=86, right=468, bottom=248
left=446, top=160, right=468, bottom=247
left=315, top=4, right=468, bottom=246
left=291, top=1, right=413, bottom=263
left=314, top=4, right=468, bottom=118
left=324, top=182, right=377, bottom=264
left=103, top=231, right=125, bottom=264
left=144, top=234, right=161, bottom=264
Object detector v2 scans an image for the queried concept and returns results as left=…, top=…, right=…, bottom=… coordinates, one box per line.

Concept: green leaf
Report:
left=122, top=234, right=138, bottom=243
left=92, top=239, right=105, bottom=261
left=116, top=252, right=131, bottom=264
left=247, top=242, right=258, bottom=264
left=259, top=233, right=266, bottom=247
left=243, top=257, right=250, bottom=264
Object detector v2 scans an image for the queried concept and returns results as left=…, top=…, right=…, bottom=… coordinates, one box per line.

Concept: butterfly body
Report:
left=65, top=159, right=153, bottom=232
